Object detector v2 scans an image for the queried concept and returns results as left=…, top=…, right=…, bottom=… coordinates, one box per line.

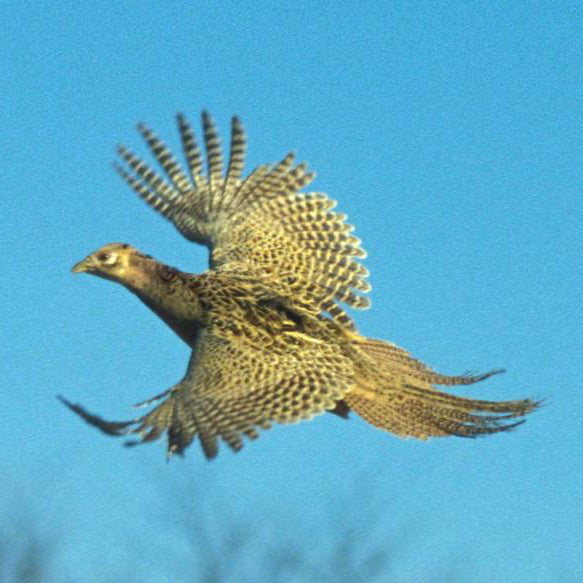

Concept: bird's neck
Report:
left=124, top=257, right=204, bottom=347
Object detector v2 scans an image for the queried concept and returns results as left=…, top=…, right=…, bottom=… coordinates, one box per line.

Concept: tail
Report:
left=344, top=336, right=541, bottom=439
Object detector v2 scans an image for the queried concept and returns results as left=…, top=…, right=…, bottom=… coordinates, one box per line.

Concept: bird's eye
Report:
left=96, top=252, right=117, bottom=266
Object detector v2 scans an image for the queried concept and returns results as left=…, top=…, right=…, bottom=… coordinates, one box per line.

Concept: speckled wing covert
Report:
left=60, top=324, right=355, bottom=460
left=114, top=112, right=369, bottom=330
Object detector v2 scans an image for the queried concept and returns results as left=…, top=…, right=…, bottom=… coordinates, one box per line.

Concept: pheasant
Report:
left=61, top=112, right=539, bottom=459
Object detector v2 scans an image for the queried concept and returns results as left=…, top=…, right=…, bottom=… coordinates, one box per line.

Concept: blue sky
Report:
left=2, top=1, right=581, bottom=581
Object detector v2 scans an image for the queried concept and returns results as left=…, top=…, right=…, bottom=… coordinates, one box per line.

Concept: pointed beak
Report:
left=72, top=255, right=94, bottom=274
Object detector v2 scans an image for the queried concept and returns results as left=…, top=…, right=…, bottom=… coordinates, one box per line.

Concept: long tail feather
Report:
left=344, top=384, right=540, bottom=439
left=345, top=336, right=540, bottom=439
left=353, top=336, right=506, bottom=386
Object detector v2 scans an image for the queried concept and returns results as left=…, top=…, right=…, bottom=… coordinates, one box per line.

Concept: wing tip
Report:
left=57, top=394, right=136, bottom=436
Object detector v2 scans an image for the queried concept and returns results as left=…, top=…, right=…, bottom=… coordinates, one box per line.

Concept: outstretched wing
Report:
left=59, top=327, right=354, bottom=459
left=114, top=112, right=369, bottom=329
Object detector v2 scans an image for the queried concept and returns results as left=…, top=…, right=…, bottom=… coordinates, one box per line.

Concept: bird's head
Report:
left=72, top=243, right=154, bottom=288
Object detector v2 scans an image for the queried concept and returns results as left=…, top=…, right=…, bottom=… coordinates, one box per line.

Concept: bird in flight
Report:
left=61, top=112, right=539, bottom=459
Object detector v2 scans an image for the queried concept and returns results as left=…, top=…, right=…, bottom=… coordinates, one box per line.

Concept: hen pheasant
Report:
left=61, top=112, right=539, bottom=459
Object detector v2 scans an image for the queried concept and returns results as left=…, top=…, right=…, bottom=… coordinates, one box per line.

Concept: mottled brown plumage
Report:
left=61, top=112, right=540, bottom=459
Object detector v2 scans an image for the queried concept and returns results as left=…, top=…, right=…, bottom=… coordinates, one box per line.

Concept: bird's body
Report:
left=62, top=112, right=539, bottom=459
